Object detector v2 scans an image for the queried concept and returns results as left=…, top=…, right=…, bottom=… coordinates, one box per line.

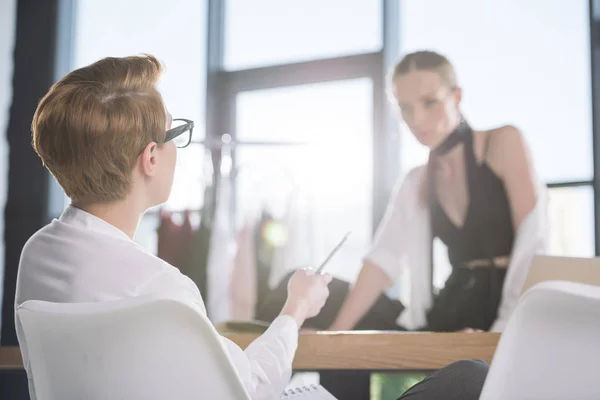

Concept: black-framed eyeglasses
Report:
left=165, top=118, right=194, bottom=148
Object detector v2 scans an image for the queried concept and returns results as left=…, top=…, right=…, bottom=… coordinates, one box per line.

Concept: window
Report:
left=547, top=186, right=595, bottom=257
left=224, top=0, right=382, bottom=70
left=72, top=0, right=208, bottom=250
left=398, top=0, right=594, bottom=257
left=398, top=0, right=592, bottom=183
left=234, top=79, right=373, bottom=282
left=73, top=0, right=208, bottom=143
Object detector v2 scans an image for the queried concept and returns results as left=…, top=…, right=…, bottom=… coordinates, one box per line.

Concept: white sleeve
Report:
left=142, top=268, right=298, bottom=400
left=223, top=316, right=298, bottom=400
left=364, top=169, right=421, bottom=281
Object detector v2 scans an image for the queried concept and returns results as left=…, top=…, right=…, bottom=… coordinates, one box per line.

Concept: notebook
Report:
left=280, top=384, right=338, bottom=399
left=215, top=319, right=270, bottom=334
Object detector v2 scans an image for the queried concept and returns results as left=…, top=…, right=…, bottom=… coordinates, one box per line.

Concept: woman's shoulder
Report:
left=481, top=125, right=527, bottom=150
left=405, top=164, right=428, bottom=180
left=475, top=125, right=529, bottom=167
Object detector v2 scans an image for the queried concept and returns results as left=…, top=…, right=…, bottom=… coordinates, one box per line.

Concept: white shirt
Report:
left=365, top=166, right=548, bottom=331
left=15, top=205, right=298, bottom=400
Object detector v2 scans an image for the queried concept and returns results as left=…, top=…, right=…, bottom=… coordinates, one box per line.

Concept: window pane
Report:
left=134, top=210, right=202, bottom=255
left=73, top=0, right=208, bottom=212
left=548, top=186, right=594, bottom=257
left=236, top=78, right=373, bottom=142
left=398, top=0, right=592, bottom=183
left=224, top=0, right=382, bottom=70
left=134, top=212, right=159, bottom=254
left=73, top=0, right=207, bottom=139
left=168, top=144, right=208, bottom=211
left=234, top=79, right=373, bottom=282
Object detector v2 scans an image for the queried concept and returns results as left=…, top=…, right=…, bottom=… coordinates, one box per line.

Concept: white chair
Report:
left=480, top=280, right=600, bottom=400
left=16, top=295, right=251, bottom=400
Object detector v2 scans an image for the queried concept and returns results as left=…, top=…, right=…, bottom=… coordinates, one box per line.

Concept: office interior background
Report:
left=0, top=0, right=599, bottom=359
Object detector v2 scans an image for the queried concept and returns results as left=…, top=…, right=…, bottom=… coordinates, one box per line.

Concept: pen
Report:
left=315, top=232, right=351, bottom=273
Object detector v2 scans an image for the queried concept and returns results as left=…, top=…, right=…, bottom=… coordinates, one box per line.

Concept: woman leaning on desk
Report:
left=327, top=50, right=548, bottom=333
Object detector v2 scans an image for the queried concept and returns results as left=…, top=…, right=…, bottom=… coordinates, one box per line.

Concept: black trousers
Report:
left=255, top=274, right=404, bottom=331
left=396, top=359, right=489, bottom=399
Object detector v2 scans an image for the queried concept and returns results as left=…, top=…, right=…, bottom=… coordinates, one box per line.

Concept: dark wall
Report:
left=1, top=0, right=56, bottom=346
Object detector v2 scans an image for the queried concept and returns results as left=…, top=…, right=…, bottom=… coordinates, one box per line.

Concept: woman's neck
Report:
left=431, top=119, right=469, bottom=168
left=78, top=197, right=145, bottom=239
left=438, top=141, right=464, bottom=165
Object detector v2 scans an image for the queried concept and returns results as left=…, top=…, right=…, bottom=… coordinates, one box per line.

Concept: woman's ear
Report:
left=454, top=87, right=463, bottom=108
left=139, top=142, right=159, bottom=177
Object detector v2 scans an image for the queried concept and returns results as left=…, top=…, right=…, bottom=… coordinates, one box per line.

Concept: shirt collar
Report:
left=59, top=205, right=133, bottom=242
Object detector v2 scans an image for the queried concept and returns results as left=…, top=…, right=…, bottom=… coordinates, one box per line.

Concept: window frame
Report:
left=56, top=0, right=600, bottom=253
left=207, top=0, right=401, bottom=232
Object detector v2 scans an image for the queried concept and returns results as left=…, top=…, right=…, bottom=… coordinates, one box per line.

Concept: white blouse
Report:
left=15, top=206, right=298, bottom=400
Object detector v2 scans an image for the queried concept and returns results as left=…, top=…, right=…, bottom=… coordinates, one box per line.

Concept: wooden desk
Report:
left=227, top=331, right=499, bottom=371
left=0, top=332, right=499, bottom=372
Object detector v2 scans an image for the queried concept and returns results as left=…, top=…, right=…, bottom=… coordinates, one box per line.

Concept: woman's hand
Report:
left=280, top=268, right=332, bottom=328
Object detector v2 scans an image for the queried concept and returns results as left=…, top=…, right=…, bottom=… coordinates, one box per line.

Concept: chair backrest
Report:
left=16, top=296, right=251, bottom=400
left=480, top=280, right=600, bottom=400
left=521, top=255, right=600, bottom=295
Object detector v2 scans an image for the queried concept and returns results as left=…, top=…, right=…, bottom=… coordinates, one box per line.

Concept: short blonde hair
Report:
left=391, top=50, right=457, bottom=88
left=32, top=55, right=167, bottom=206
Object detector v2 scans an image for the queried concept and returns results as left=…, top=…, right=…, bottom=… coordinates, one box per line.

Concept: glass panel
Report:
left=134, top=143, right=207, bottom=255
left=73, top=0, right=208, bottom=212
left=234, top=79, right=373, bottom=282
left=224, top=0, right=382, bottom=70
left=73, top=0, right=207, bottom=140
left=135, top=210, right=202, bottom=256
left=236, top=78, right=373, bottom=142
left=398, top=0, right=592, bottom=183
left=547, top=186, right=594, bottom=257
left=134, top=212, right=160, bottom=254
left=168, top=144, right=208, bottom=212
